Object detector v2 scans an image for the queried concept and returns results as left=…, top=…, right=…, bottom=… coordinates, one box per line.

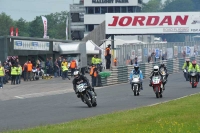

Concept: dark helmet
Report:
left=134, top=64, right=139, bottom=71
left=160, top=62, right=165, bottom=67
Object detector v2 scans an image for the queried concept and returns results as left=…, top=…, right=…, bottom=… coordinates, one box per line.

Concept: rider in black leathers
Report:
left=159, top=62, right=169, bottom=81
left=72, top=71, right=97, bottom=97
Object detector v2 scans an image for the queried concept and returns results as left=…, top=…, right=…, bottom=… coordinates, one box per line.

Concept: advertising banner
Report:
left=66, top=16, right=68, bottom=40
left=14, top=40, right=49, bottom=51
left=138, top=49, right=142, bottom=62
left=130, top=50, right=135, bottom=60
left=41, top=16, right=47, bottom=38
left=186, top=46, right=191, bottom=55
left=155, top=48, right=160, bottom=58
left=167, top=48, right=173, bottom=59
left=16, top=28, right=18, bottom=36
left=106, top=12, right=200, bottom=34
left=10, top=27, right=14, bottom=36
left=148, top=47, right=152, bottom=56
left=190, top=47, right=194, bottom=56
left=144, top=48, right=148, bottom=56
left=174, top=46, right=178, bottom=56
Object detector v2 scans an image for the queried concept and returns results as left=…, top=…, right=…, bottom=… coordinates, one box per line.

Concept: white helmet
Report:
left=74, top=71, right=80, bottom=78
left=153, top=66, right=159, bottom=73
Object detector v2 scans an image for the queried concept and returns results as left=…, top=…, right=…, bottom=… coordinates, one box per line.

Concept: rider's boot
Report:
left=140, top=83, right=143, bottom=90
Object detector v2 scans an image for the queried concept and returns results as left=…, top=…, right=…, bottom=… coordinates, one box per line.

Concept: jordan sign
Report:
left=105, top=12, right=200, bottom=34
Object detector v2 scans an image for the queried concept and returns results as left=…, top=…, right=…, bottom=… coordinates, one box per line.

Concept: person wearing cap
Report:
left=0, top=63, right=5, bottom=88
left=105, top=44, right=111, bottom=69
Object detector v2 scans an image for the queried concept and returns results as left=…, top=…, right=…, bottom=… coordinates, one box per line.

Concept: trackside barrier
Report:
left=101, top=56, right=200, bottom=86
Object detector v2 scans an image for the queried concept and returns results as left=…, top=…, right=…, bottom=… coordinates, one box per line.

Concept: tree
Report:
left=0, top=12, right=14, bottom=36
left=15, top=18, right=29, bottom=37
left=28, top=11, right=68, bottom=39
left=29, top=16, right=43, bottom=38
left=142, top=0, right=163, bottom=12
left=162, top=0, right=195, bottom=12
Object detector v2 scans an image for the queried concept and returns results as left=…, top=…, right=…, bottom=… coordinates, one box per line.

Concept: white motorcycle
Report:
left=131, top=74, right=142, bottom=96
left=77, top=83, right=97, bottom=108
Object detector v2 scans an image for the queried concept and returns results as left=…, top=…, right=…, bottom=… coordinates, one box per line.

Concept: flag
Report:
left=66, top=16, right=68, bottom=40
left=16, top=28, right=19, bottom=36
left=41, top=16, right=47, bottom=38
left=10, top=27, right=14, bottom=36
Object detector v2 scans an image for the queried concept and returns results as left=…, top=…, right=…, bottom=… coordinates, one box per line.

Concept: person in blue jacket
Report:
left=129, top=64, right=143, bottom=90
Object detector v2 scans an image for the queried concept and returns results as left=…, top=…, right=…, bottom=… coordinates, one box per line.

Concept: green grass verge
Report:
left=4, top=93, right=200, bottom=133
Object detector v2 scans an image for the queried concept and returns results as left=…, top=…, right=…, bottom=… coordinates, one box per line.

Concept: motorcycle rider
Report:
left=130, top=64, right=143, bottom=90
left=72, top=71, right=97, bottom=98
left=159, top=62, right=169, bottom=81
left=188, top=60, right=200, bottom=82
left=182, top=59, right=192, bottom=71
left=149, top=66, right=165, bottom=89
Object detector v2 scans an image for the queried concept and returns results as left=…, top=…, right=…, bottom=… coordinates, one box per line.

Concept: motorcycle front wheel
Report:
left=155, top=86, right=160, bottom=98
left=83, top=94, right=92, bottom=107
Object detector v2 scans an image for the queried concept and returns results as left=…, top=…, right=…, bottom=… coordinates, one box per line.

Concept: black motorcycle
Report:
left=76, top=83, right=97, bottom=108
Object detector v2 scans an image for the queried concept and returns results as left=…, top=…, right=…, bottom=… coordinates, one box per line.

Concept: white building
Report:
left=84, top=0, right=142, bottom=37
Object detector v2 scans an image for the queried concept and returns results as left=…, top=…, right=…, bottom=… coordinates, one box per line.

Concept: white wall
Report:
left=84, top=0, right=140, bottom=7
left=84, top=14, right=105, bottom=24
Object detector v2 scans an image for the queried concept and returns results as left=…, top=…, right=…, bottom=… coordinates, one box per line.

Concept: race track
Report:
left=0, top=72, right=199, bottom=131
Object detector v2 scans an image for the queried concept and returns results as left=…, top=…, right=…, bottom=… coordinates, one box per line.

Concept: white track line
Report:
left=147, top=92, right=200, bottom=107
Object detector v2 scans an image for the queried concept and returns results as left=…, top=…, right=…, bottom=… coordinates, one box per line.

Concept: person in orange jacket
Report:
left=70, top=59, right=77, bottom=77
left=26, top=61, right=33, bottom=81
left=114, top=58, right=117, bottom=66
left=90, top=64, right=98, bottom=87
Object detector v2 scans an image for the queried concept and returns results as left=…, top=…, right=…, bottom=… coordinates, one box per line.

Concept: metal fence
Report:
left=116, top=42, right=200, bottom=66
left=101, top=55, right=199, bottom=86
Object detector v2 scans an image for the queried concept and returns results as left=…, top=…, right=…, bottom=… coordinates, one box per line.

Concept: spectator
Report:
left=0, top=63, right=5, bottom=88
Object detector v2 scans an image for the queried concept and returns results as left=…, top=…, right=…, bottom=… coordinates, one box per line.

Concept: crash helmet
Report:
left=160, top=62, right=165, bottom=67
left=185, top=58, right=190, bottom=63
left=153, top=66, right=159, bottom=73
left=134, top=64, right=139, bottom=71
left=192, top=60, right=197, bottom=67
left=74, top=71, right=80, bottom=78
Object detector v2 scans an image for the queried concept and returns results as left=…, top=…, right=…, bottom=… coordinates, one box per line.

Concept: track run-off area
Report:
left=0, top=72, right=200, bottom=131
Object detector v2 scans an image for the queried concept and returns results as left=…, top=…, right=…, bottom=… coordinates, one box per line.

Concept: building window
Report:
left=136, top=7, right=141, bottom=12
left=95, top=7, right=100, bottom=14
left=115, top=7, right=120, bottom=13
left=108, top=7, right=114, bottom=13
left=101, top=7, right=107, bottom=14
left=88, top=25, right=94, bottom=31
left=128, top=6, right=133, bottom=12
left=121, top=7, right=127, bottom=13
left=138, top=0, right=142, bottom=4
left=88, top=7, right=94, bottom=14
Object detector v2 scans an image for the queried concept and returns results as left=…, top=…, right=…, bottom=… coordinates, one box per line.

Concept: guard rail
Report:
left=101, top=56, right=199, bottom=86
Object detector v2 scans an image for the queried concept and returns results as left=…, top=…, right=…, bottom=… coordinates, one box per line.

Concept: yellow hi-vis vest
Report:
left=0, top=67, right=4, bottom=76
left=62, top=65, right=68, bottom=72
left=11, top=67, right=17, bottom=75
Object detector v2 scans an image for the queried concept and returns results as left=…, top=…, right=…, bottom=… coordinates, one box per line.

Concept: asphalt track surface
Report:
left=0, top=73, right=200, bottom=132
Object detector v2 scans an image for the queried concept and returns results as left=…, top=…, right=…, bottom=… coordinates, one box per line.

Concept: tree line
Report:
left=142, top=0, right=200, bottom=42
left=0, top=11, right=68, bottom=39
left=0, top=0, right=200, bottom=41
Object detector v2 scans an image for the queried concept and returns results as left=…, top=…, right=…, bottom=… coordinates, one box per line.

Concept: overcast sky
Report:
left=0, top=0, right=166, bottom=22
left=0, top=0, right=79, bottom=21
